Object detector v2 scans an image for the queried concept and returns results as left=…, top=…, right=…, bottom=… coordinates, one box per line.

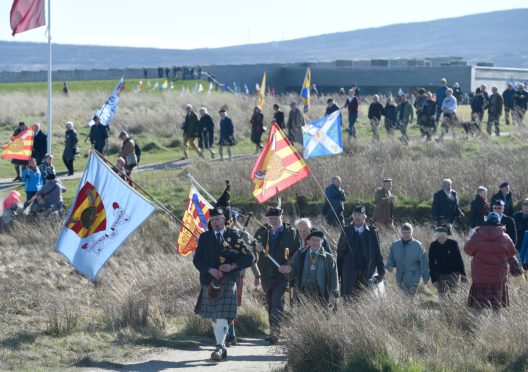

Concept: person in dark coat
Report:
left=420, top=92, right=437, bottom=141
left=250, top=106, right=264, bottom=153
left=464, top=212, right=516, bottom=314
left=322, top=176, right=346, bottom=227
left=325, top=98, right=340, bottom=116
left=471, top=88, right=485, bottom=130
left=432, top=179, right=462, bottom=226
left=367, top=95, right=384, bottom=141
left=428, top=226, right=466, bottom=297
left=502, top=83, right=515, bottom=125
left=272, top=104, right=285, bottom=129
left=62, top=121, right=78, bottom=176
left=343, top=88, right=360, bottom=139
left=513, top=199, right=528, bottom=251
left=88, top=116, right=109, bottom=154
left=383, top=97, right=398, bottom=137
left=254, top=207, right=299, bottom=344
left=193, top=208, right=254, bottom=361
left=337, top=206, right=385, bottom=298
left=182, top=104, right=203, bottom=159
left=490, top=182, right=514, bottom=217
left=218, top=108, right=235, bottom=161
left=513, top=84, right=528, bottom=126
left=469, top=186, right=488, bottom=228
left=31, top=123, right=47, bottom=166
left=492, top=199, right=517, bottom=245
left=11, top=122, right=29, bottom=181
left=487, top=86, right=504, bottom=136
left=198, top=107, right=215, bottom=159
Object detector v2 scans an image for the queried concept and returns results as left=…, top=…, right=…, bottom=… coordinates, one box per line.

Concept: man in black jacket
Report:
left=193, top=208, right=254, bottom=361
left=325, top=98, right=340, bottom=116
left=367, top=95, right=385, bottom=141
left=490, top=182, right=514, bottom=217
left=492, top=200, right=517, bottom=245
left=32, top=123, right=48, bottom=166
left=254, top=207, right=298, bottom=344
left=337, top=206, right=385, bottom=298
left=514, top=199, right=528, bottom=251
left=432, top=178, right=462, bottom=226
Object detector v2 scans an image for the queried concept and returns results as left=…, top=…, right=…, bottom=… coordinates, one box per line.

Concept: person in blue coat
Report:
left=22, top=158, right=42, bottom=206
left=218, top=108, right=235, bottom=161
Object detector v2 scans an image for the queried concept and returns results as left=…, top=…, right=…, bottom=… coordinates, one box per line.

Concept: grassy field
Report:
left=1, top=81, right=528, bottom=370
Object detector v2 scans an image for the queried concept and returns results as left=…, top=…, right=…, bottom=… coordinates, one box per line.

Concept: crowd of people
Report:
left=190, top=174, right=528, bottom=362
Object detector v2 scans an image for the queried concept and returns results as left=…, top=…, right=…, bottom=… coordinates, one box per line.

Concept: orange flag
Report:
left=251, top=123, right=310, bottom=203
left=2, top=127, right=34, bottom=161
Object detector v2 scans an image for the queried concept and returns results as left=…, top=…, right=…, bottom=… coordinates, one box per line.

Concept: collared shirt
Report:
left=214, top=229, right=226, bottom=242
left=353, top=225, right=365, bottom=234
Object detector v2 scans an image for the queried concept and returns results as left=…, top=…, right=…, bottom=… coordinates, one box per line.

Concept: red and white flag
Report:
left=10, top=0, right=46, bottom=36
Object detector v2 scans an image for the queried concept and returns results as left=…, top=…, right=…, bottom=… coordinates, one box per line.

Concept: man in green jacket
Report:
left=285, top=230, right=339, bottom=307
left=386, top=223, right=429, bottom=296
left=254, top=207, right=298, bottom=344
left=396, top=95, right=415, bottom=143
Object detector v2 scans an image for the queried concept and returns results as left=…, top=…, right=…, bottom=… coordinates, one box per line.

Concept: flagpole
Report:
left=46, top=0, right=52, bottom=154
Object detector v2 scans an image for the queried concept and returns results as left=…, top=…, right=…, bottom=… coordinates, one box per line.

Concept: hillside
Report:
left=1, top=9, right=527, bottom=71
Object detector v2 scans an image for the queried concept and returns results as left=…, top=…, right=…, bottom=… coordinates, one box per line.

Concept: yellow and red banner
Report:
left=2, top=127, right=34, bottom=161
left=176, top=185, right=212, bottom=256
left=257, top=72, right=266, bottom=110
left=251, top=123, right=311, bottom=203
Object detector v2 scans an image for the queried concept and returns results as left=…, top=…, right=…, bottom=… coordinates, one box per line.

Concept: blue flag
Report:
left=56, top=152, right=156, bottom=280
left=89, top=77, right=124, bottom=127
left=302, top=110, right=343, bottom=159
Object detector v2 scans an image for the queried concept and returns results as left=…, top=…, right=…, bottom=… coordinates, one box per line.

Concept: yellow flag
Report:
left=258, top=72, right=266, bottom=110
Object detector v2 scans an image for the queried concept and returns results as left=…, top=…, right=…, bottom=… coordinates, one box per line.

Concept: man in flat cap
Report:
left=325, top=98, right=340, bottom=117
left=490, top=182, right=514, bottom=218
left=491, top=199, right=517, bottom=245
left=254, top=207, right=299, bottom=344
left=337, top=206, right=385, bottom=298
left=193, top=208, right=255, bottom=361
left=284, top=230, right=339, bottom=306
left=373, top=178, right=396, bottom=228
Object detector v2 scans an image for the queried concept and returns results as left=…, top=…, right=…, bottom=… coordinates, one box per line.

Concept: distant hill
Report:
left=1, top=9, right=527, bottom=71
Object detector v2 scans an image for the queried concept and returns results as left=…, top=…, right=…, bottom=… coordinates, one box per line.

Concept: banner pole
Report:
left=46, top=0, right=52, bottom=154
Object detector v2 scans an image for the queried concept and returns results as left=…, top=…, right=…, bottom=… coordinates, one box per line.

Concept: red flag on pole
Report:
left=10, top=0, right=46, bottom=36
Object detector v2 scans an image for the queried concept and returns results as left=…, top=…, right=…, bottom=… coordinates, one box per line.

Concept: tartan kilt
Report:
left=468, top=281, right=509, bottom=309
left=195, top=278, right=238, bottom=320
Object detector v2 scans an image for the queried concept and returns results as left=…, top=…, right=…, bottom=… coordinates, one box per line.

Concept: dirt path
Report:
left=77, top=337, right=286, bottom=372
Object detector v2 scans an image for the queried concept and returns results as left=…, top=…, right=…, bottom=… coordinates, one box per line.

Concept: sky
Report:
left=1, top=0, right=526, bottom=49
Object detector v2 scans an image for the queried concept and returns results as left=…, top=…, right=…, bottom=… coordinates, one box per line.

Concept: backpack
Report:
left=134, top=143, right=142, bottom=164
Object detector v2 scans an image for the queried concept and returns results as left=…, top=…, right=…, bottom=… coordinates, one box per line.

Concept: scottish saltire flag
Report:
left=56, top=152, right=155, bottom=280
left=398, top=87, right=405, bottom=96
left=300, top=68, right=311, bottom=113
left=176, top=185, right=212, bottom=256
left=302, top=110, right=343, bottom=159
left=244, top=84, right=249, bottom=95
left=89, top=77, right=124, bottom=127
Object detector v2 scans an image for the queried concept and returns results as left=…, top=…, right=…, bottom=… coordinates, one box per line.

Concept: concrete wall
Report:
left=472, top=67, right=528, bottom=92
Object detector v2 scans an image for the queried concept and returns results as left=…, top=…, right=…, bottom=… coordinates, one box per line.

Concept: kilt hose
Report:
left=195, top=278, right=238, bottom=320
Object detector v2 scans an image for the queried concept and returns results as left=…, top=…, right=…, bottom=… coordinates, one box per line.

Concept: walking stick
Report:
left=284, top=247, right=293, bottom=311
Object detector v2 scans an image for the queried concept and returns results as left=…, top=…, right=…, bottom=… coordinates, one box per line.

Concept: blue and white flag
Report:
left=398, top=87, right=405, bottom=96
left=233, top=81, right=238, bottom=95
left=89, top=77, right=124, bottom=126
left=56, top=152, right=156, bottom=280
left=244, top=84, right=249, bottom=95
left=302, top=110, right=343, bottom=159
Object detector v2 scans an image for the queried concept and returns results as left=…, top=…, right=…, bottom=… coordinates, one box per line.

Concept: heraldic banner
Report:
left=176, top=185, right=212, bottom=256
left=56, top=152, right=155, bottom=280
left=2, top=126, right=34, bottom=161
left=251, top=123, right=310, bottom=203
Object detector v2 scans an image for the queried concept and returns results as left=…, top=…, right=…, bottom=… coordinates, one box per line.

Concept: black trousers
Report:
left=63, top=157, right=74, bottom=175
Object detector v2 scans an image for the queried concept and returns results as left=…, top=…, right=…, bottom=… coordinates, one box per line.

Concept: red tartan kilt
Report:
left=468, top=281, right=509, bottom=309
left=236, top=276, right=244, bottom=306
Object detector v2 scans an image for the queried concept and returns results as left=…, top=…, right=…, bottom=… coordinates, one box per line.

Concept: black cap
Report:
left=307, top=230, right=324, bottom=239
left=499, top=182, right=509, bottom=188
left=383, top=178, right=392, bottom=183
left=493, top=199, right=505, bottom=207
left=92, top=115, right=99, bottom=121
left=326, top=98, right=334, bottom=103
left=19, top=121, right=26, bottom=126
left=266, top=207, right=283, bottom=217
left=209, top=208, right=224, bottom=217
left=352, top=205, right=366, bottom=214
left=218, top=108, right=226, bottom=113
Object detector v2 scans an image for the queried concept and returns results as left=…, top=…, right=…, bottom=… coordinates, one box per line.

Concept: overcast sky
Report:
left=1, top=0, right=526, bottom=49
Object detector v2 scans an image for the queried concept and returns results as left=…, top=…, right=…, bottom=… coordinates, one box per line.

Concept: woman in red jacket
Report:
left=464, top=212, right=516, bottom=314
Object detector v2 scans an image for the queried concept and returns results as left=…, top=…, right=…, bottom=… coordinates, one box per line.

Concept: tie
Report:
left=216, top=232, right=222, bottom=244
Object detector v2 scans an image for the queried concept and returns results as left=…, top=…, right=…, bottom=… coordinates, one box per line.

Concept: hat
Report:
left=352, top=205, right=366, bottom=214
left=218, top=108, right=226, bottom=113
left=308, top=230, right=325, bottom=239
left=499, top=182, right=509, bottom=188
left=44, top=153, right=53, bottom=159
left=18, top=121, right=26, bottom=126
left=434, top=226, right=448, bottom=234
left=209, top=208, right=224, bottom=217
left=383, top=178, right=392, bottom=183
left=92, top=115, right=99, bottom=121
left=326, top=98, right=334, bottom=103
left=486, top=212, right=500, bottom=224
left=266, top=207, right=283, bottom=217
left=493, top=199, right=505, bottom=207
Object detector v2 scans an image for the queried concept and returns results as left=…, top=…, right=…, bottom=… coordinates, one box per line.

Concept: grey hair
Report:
left=442, top=178, right=452, bottom=185
left=199, top=107, right=208, bottom=114
left=400, top=222, right=413, bottom=232
left=65, top=121, right=74, bottom=128
left=295, top=218, right=312, bottom=229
